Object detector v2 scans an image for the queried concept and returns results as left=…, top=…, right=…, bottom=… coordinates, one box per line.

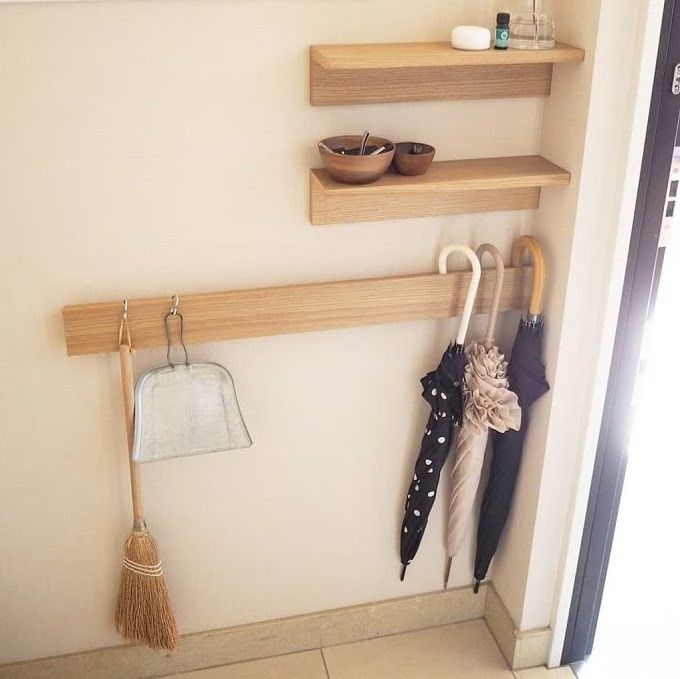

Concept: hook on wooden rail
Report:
left=118, top=299, right=132, bottom=349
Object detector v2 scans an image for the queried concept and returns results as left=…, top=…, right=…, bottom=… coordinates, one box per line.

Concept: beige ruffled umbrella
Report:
left=444, top=244, right=522, bottom=587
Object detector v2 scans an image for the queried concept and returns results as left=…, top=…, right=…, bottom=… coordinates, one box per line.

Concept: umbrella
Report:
left=473, top=235, right=550, bottom=592
left=444, top=244, right=521, bottom=587
left=399, top=244, right=481, bottom=581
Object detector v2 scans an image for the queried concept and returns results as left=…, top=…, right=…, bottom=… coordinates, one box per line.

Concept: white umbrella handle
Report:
left=438, top=244, right=481, bottom=346
left=476, top=243, right=505, bottom=342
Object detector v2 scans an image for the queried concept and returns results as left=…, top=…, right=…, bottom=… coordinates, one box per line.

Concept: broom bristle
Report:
left=115, top=529, right=179, bottom=652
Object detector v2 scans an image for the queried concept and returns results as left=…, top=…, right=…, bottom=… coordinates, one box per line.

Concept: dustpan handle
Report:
left=165, top=310, right=189, bottom=369
left=438, top=244, right=481, bottom=346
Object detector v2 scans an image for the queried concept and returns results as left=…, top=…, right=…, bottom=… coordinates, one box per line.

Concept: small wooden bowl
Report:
left=319, top=135, right=395, bottom=184
left=393, top=142, right=436, bottom=176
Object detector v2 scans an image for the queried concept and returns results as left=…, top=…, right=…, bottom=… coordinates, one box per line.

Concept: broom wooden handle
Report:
left=119, top=342, right=144, bottom=524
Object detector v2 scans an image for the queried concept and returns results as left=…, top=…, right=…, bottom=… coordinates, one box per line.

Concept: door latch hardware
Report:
left=673, top=64, right=680, bottom=96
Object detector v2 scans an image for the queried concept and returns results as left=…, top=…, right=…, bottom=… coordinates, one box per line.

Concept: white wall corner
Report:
left=484, top=584, right=551, bottom=671
left=488, top=0, right=666, bottom=664
left=546, top=0, right=667, bottom=667
left=488, top=0, right=605, bottom=631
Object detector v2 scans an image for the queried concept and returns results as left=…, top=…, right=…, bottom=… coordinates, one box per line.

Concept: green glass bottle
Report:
left=495, top=13, right=510, bottom=50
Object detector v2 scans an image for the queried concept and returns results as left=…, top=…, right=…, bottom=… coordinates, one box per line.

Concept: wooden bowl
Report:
left=319, top=135, right=395, bottom=184
left=393, top=142, right=436, bottom=176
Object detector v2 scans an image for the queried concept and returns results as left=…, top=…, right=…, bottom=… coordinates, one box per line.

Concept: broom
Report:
left=115, top=315, right=179, bottom=652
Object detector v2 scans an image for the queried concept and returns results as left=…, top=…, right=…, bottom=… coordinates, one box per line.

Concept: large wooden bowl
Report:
left=319, top=135, right=395, bottom=184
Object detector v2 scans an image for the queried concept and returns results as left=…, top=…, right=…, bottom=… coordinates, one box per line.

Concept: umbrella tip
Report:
left=473, top=580, right=481, bottom=594
left=400, top=564, right=407, bottom=581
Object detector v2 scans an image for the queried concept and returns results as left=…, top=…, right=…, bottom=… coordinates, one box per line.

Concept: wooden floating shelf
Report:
left=310, top=41, right=585, bottom=106
left=63, top=267, right=533, bottom=356
left=310, top=155, right=570, bottom=226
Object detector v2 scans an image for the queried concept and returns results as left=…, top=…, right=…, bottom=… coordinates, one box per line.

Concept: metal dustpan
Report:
left=132, top=300, right=252, bottom=463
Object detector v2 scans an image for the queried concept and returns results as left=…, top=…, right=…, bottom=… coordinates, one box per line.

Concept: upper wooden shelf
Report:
left=310, top=155, right=570, bottom=226
left=312, top=42, right=584, bottom=70
left=310, top=41, right=585, bottom=106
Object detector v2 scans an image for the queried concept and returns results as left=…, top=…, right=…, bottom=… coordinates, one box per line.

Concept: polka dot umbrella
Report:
left=399, top=245, right=481, bottom=581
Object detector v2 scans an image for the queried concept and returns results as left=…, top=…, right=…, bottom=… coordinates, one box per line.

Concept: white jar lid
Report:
left=450, top=26, right=492, bottom=51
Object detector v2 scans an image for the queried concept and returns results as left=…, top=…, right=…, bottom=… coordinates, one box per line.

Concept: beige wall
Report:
left=3, top=0, right=653, bottom=667
left=0, top=0, right=549, bottom=663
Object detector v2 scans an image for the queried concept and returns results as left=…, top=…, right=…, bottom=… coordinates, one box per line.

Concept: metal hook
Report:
left=164, top=295, right=189, bottom=368
left=118, top=298, right=132, bottom=348
left=170, top=294, right=180, bottom=316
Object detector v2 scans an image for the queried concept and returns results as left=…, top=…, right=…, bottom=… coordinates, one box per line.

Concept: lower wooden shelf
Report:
left=310, top=155, right=570, bottom=226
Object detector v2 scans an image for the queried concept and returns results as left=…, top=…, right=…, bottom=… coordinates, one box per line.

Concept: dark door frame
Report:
left=561, top=0, right=680, bottom=664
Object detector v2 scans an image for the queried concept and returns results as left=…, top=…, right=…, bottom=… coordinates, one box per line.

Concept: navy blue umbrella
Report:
left=473, top=236, right=550, bottom=591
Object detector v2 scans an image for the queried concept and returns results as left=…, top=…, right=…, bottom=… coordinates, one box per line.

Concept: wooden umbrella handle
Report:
left=475, top=243, right=505, bottom=342
left=119, top=341, right=144, bottom=525
left=511, top=235, right=547, bottom=316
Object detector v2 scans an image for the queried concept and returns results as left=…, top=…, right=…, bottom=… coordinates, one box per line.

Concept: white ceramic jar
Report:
left=450, top=26, right=492, bottom=51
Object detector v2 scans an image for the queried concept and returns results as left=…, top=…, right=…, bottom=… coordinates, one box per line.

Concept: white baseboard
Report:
left=0, top=583, right=551, bottom=678
left=0, top=586, right=486, bottom=679
left=484, top=583, right=552, bottom=670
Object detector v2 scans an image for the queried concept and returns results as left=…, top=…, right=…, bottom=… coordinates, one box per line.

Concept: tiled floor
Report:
left=168, top=619, right=575, bottom=679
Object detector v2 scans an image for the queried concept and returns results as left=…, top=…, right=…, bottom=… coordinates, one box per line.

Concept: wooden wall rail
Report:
left=62, top=267, right=533, bottom=356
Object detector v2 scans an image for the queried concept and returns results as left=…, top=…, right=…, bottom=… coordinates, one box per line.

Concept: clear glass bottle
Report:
left=509, top=0, right=555, bottom=50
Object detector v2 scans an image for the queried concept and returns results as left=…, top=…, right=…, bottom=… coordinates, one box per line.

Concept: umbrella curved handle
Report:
left=476, top=244, right=505, bottom=342
left=511, top=236, right=547, bottom=317
left=438, top=244, right=481, bottom=345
